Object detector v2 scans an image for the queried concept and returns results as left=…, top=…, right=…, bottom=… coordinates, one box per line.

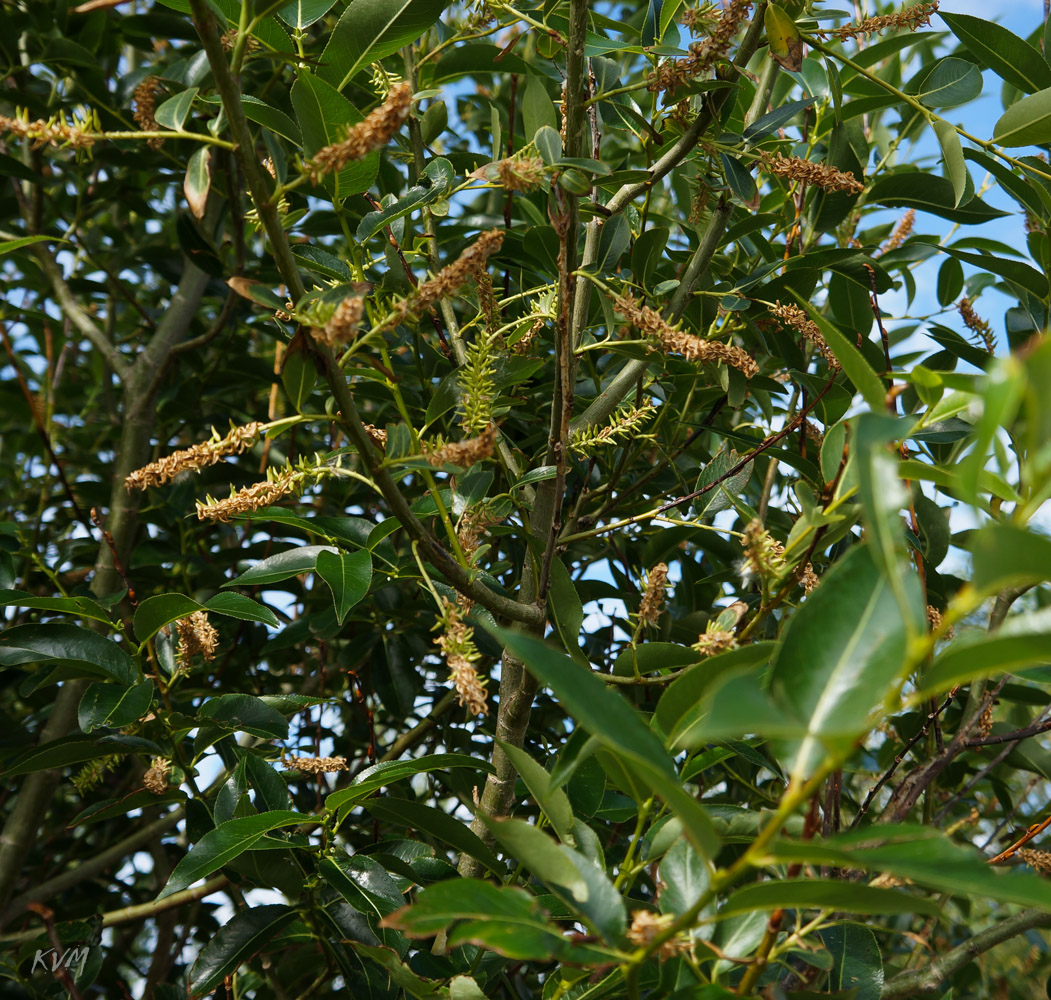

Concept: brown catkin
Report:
left=426, top=424, right=499, bottom=468
left=626, top=910, right=691, bottom=959
left=616, top=293, right=758, bottom=378
left=143, top=758, right=170, bottom=794
left=760, top=151, right=864, bottom=194
left=832, top=1, right=939, bottom=40
left=649, top=0, right=753, bottom=95
left=132, top=77, right=164, bottom=149
left=125, top=422, right=266, bottom=491
left=304, top=82, right=413, bottom=182
left=768, top=301, right=840, bottom=370
left=877, top=208, right=915, bottom=255
left=195, top=469, right=298, bottom=522
left=312, top=295, right=365, bottom=349
left=282, top=755, right=349, bottom=774
left=176, top=611, right=218, bottom=663
left=639, top=563, right=669, bottom=625
left=957, top=297, right=995, bottom=352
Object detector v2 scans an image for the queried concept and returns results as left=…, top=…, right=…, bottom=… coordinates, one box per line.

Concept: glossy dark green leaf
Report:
left=327, top=753, right=495, bottom=817
left=133, top=593, right=203, bottom=644
left=345, top=943, right=444, bottom=999
left=969, top=522, right=1051, bottom=595
left=281, top=335, right=319, bottom=413
left=320, top=854, right=405, bottom=917
left=547, top=556, right=584, bottom=660
left=940, top=12, right=1051, bottom=95
left=154, top=87, right=197, bottom=131
left=942, top=247, right=1048, bottom=298
left=0, top=624, right=134, bottom=684
left=720, top=153, right=757, bottom=207
left=490, top=628, right=721, bottom=860
left=158, top=811, right=310, bottom=900
left=0, top=590, right=113, bottom=625
left=612, top=641, right=697, bottom=678
left=658, top=837, right=712, bottom=918
left=743, top=97, right=812, bottom=143
left=278, top=0, right=338, bottom=29
left=365, top=799, right=505, bottom=876
left=204, top=592, right=281, bottom=628
left=866, top=172, right=1008, bottom=225
left=381, top=879, right=616, bottom=963
left=291, top=72, right=379, bottom=197
left=654, top=642, right=777, bottom=747
left=936, top=256, right=964, bottom=306
left=355, top=158, right=454, bottom=241
left=594, top=214, right=631, bottom=273
left=916, top=606, right=1051, bottom=699
left=770, top=544, right=924, bottom=779
left=320, top=0, right=447, bottom=91
left=315, top=549, right=372, bottom=625
left=200, top=94, right=301, bottom=143
left=821, top=924, right=883, bottom=1000
left=498, top=740, right=575, bottom=844
left=721, top=878, right=940, bottom=917
left=199, top=694, right=290, bottom=740
left=522, top=73, right=557, bottom=139
left=78, top=680, right=154, bottom=732
left=224, top=545, right=336, bottom=588
left=917, top=58, right=982, bottom=109
left=2, top=735, right=159, bottom=777
left=188, top=904, right=296, bottom=997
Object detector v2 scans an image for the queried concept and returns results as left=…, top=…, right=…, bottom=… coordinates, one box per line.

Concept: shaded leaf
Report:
left=189, top=905, right=296, bottom=997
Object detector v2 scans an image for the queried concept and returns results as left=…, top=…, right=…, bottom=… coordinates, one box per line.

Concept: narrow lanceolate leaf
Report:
left=490, top=627, right=721, bottom=860
left=969, top=522, right=1051, bottom=595
left=914, top=606, right=1051, bottom=700
left=315, top=549, right=372, bottom=624
left=0, top=624, right=134, bottom=684
left=932, top=120, right=966, bottom=207
left=497, top=741, right=575, bottom=845
left=788, top=294, right=886, bottom=411
left=319, top=0, right=449, bottom=92
left=0, top=235, right=66, bottom=256
left=720, top=878, right=941, bottom=917
left=940, top=12, right=1051, bottom=96
left=188, top=905, right=296, bottom=997
left=994, top=87, right=1051, bottom=148
left=769, top=544, right=924, bottom=780
left=224, top=545, right=337, bottom=588
left=158, top=811, right=311, bottom=900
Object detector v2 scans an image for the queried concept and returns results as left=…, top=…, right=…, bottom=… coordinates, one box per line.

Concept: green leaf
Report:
left=769, top=544, right=924, bottom=780
left=942, top=247, right=1049, bottom=299
left=133, top=593, right=203, bottom=644
left=154, top=87, right=197, bottom=131
left=291, top=72, right=380, bottom=197
left=2, top=734, right=162, bottom=777
left=866, top=172, right=1008, bottom=225
left=0, top=590, right=113, bottom=625
left=594, top=214, right=631, bottom=274
left=522, top=73, right=557, bottom=139
left=915, top=607, right=1051, bottom=699
left=788, top=294, right=886, bottom=411
left=204, top=593, right=281, bottom=628
left=365, top=799, right=506, bottom=876
left=958, top=355, right=1025, bottom=506
left=278, top=0, right=338, bottom=29
left=292, top=245, right=352, bottom=281
left=0, top=624, right=134, bottom=684
left=319, top=0, right=448, bottom=92
left=78, top=680, right=154, bottom=732
left=483, top=816, right=590, bottom=902
left=721, top=878, right=940, bottom=917
left=658, top=837, right=712, bottom=918
left=315, top=549, right=372, bottom=625
left=936, top=256, right=965, bottom=306
left=489, top=627, right=721, bottom=860
left=821, top=925, right=883, bottom=1000
left=969, top=522, right=1051, bottom=595
left=355, top=157, right=454, bottom=242
left=513, top=465, right=558, bottom=489
left=547, top=556, right=584, bottom=660
left=763, top=5, right=803, bottom=72
left=281, top=334, right=318, bottom=413
left=345, top=943, right=444, bottom=999
left=199, top=694, right=290, bottom=740
left=0, top=235, right=65, bottom=257
left=917, top=58, right=982, bottom=109
left=772, top=828, right=1051, bottom=910
left=497, top=741, right=575, bottom=845
left=940, top=12, right=1051, bottom=95
left=720, top=153, right=757, bottom=207
left=995, top=86, right=1051, bottom=147
left=932, top=121, right=967, bottom=207
left=200, top=94, right=301, bottom=143
left=188, top=904, right=296, bottom=997
left=381, top=879, right=617, bottom=963
left=224, top=545, right=336, bottom=588
left=327, top=753, right=494, bottom=817
left=157, top=811, right=310, bottom=900
left=320, top=854, right=404, bottom=917
left=654, top=643, right=777, bottom=747
left=183, top=146, right=211, bottom=220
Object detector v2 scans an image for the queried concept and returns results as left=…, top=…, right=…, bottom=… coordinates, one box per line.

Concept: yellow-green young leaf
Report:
left=765, top=3, right=802, bottom=72
left=154, top=87, right=197, bottom=131
left=932, top=120, right=966, bottom=207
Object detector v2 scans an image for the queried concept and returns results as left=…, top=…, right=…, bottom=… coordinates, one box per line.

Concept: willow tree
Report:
left=3, top=0, right=1051, bottom=998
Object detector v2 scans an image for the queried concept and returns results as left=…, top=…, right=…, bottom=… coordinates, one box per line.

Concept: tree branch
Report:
left=880, top=908, right=1051, bottom=999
